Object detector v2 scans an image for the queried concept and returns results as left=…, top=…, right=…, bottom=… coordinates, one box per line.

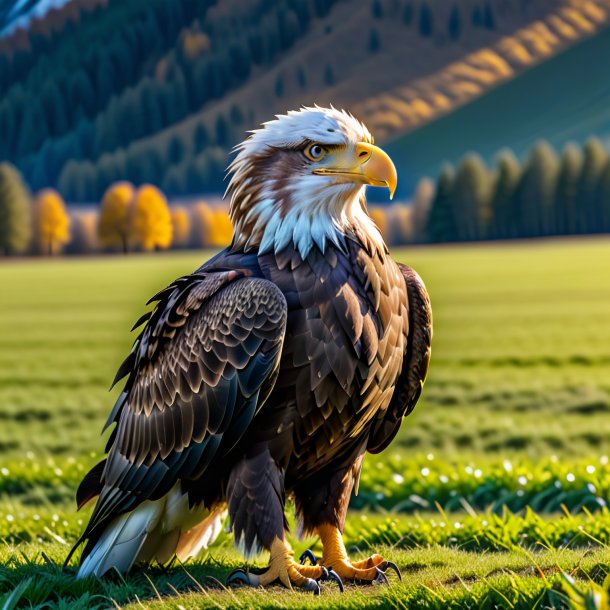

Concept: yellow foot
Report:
left=314, top=524, right=402, bottom=584
left=226, top=538, right=339, bottom=593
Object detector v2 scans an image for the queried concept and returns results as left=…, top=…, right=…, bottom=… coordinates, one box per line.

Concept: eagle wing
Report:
left=74, top=269, right=287, bottom=554
left=367, top=264, right=432, bottom=454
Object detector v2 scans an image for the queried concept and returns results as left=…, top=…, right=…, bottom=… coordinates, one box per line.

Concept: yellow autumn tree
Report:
left=33, top=189, right=70, bottom=255
left=209, top=208, right=233, bottom=246
left=131, top=184, right=173, bottom=251
left=171, top=206, right=191, bottom=247
left=369, top=207, right=389, bottom=241
left=191, top=202, right=233, bottom=247
left=98, top=182, right=135, bottom=253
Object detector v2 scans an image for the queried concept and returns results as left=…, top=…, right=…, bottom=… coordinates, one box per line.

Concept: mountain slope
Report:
left=385, top=23, right=610, bottom=197
left=2, top=0, right=610, bottom=201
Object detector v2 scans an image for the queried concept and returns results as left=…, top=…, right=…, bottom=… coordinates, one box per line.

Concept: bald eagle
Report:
left=69, top=107, right=432, bottom=592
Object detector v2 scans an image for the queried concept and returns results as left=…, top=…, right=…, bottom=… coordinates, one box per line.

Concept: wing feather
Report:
left=74, top=270, right=287, bottom=557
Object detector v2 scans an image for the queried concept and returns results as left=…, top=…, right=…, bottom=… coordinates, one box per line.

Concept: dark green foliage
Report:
left=472, top=4, right=483, bottom=27
left=403, top=1, right=413, bottom=25
left=483, top=2, right=495, bottom=29
left=0, top=163, right=31, bottom=255
left=215, top=115, right=230, bottom=147
left=296, top=66, right=307, bottom=89
left=555, top=143, right=583, bottom=235
left=516, top=141, right=559, bottom=237
left=577, top=137, right=608, bottom=233
left=424, top=139, right=610, bottom=243
left=490, top=149, right=521, bottom=239
left=167, top=135, right=184, bottom=166
left=427, top=164, right=456, bottom=242
left=448, top=5, right=460, bottom=41
left=278, top=9, right=301, bottom=50
left=3, top=0, right=317, bottom=197
left=371, top=0, right=383, bottom=19
left=230, top=105, right=244, bottom=126
left=193, top=122, right=209, bottom=154
left=452, top=153, right=492, bottom=240
left=419, top=1, right=433, bottom=37
left=16, top=100, right=48, bottom=157
left=598, top=159, right=610, bottom=232
left=369, top=28, right=380, bottom=53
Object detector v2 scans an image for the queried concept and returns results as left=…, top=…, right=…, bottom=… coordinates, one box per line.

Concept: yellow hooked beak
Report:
left=313, top=142, right=398, bottom=199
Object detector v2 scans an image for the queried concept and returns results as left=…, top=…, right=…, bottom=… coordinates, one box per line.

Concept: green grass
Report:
left=2, top=238, right=610, bottom=607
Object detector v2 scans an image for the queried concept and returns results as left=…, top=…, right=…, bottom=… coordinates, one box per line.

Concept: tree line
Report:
left=425, top=138, right=610, bottom=243
left=0, top=163, right=232, bottom=256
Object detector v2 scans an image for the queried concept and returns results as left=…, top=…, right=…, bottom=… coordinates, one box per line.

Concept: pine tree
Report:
left=483, top=2, right=495, bottom=29
left=419, top=2, right=433, bottom=37
left=577, top=137, right=608, bottom=233
left=215, top=115, right=230, bottom=147
left=598, top=159, right=610, bottom=232
left=403, top=2, right=413, bottom=25
left=296, top=66, right=307, bottom=89
left=369, top=29, right=380, bottom=53
left=555, top=143, right=582, bottom=235
left=371, top=0, right=383, bottom=19
left=0, top=163, right=31, bottom=255
left=452, top=153, right=492, bottom=240
left=193, top=122, right=209, bottom=154
left=41, top=80, right=68, bottom=137
left=490, top=149, right=521, bottom=239
left=167, top=134, right=184, bottom=166
left=16, top=100, right=48, bottom=157
left=448, top=5, right=461, bottom=41
left=516, top=141, right=559, bottom=237
left=427, top=164, right=456, bottom=243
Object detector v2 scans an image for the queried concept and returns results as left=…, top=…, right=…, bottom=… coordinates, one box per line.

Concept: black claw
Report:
left=300, top=549, right=317, bottom=565
left=382, top=560, right=403, bottom=582
left=317, top=566, right=329, bottom=581
left=374, top=567, right=390, bottom=586
left=303, top=577, right=321, bottom=595
left=226, top=568, right=250, bottom=587
left=327, top=569, right=345, bottom=593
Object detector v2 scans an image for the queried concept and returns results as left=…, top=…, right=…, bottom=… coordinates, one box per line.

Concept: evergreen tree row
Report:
left=426, top=138, right=610, bottom=243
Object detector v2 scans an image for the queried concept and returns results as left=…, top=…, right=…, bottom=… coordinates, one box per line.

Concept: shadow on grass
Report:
left=0, top=553, right=242, bottom=610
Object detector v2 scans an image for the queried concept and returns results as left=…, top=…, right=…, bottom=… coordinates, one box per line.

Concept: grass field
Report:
left=1, top=238, right=610, bottom=608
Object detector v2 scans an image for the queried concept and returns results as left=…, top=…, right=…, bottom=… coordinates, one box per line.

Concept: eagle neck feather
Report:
left=229, top=176, right=387, bottom=260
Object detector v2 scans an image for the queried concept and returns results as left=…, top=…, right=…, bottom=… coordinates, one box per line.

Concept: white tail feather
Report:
left=77, top=500, right=163, bottom=578
left=77, top=483, right=224, bottom=578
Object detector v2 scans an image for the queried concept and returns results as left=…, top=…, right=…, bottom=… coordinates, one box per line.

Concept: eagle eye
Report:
left=304, top=143, right=326, bottom=162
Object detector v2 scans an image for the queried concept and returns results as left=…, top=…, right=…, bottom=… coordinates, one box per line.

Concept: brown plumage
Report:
left=71, top=107, right=432, bottom=590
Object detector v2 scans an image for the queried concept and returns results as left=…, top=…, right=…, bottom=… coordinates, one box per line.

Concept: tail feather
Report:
left=77, top=500, right=163, bottom=578
left=75, top=483, right=224, bottom=578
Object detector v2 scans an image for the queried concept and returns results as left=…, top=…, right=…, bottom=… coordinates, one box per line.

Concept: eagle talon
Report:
left=381, top=560, right=402, bottom=582
left=373, top=567, right=390, bottom=586
left=226, top=568, right=250, bottom=587
left=326, top=569, right=345, bottom=592
left=300, top=549, right=318, bottom=565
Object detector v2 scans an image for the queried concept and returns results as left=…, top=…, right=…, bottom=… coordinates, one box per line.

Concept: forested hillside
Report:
left=1, top=0, right=609, bottom=202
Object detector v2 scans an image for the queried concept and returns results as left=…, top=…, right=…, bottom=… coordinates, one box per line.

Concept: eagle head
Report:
left=226, top=106, right=397, bottom=258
